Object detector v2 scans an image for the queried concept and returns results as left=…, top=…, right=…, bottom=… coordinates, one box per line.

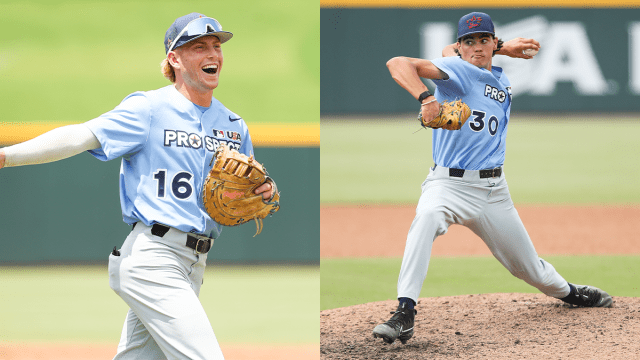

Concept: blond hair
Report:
left=161, top=58, right=176, bottom=83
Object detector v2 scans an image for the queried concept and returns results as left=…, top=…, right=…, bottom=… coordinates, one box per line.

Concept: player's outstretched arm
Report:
left=496, top=37, right=540, bottom=59
left=0, top=124, right=100, bottom=169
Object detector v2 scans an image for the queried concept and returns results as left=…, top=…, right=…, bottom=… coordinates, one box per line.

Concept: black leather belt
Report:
left=447, top=167, right=502, bottom=178
left=133, top=223, right=213, bottom=254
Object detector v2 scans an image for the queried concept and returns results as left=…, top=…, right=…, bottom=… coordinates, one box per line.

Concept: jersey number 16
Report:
left=153, top=169, right=194, bottom=200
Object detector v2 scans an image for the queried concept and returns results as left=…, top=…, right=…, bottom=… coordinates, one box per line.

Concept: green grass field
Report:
left=0, top=265, right=319, bottom=344
left=320, top=256, right=640, bottom=310
left=321, top=116, right=640, bottom=204
left=0, top=0, right=318, bottom=125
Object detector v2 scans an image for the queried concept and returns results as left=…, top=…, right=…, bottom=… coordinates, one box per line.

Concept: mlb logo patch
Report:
left=212, top=129, right=225, bottom=138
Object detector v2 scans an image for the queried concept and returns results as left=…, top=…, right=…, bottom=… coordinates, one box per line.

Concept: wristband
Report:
left=418, top=90, right=432, bottom=103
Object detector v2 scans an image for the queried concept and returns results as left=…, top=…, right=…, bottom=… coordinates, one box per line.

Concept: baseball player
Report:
left=0, top=13, right=274, bottom=359
left=372, top=12, right=613, bottom=345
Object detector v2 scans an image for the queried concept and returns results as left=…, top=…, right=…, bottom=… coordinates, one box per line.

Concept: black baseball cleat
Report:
left=561, top=284, right=613, bottom=308
left=372, top=302, right=416, bottom=344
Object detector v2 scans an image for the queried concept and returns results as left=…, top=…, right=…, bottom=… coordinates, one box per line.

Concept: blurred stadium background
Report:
left=0, top=0, right=318, bottom=357
left=322, top=6, right=640, bottom=115
left=320, top=3, right=640, bottom=310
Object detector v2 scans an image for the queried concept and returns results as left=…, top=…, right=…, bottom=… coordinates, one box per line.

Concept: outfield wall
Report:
left=0, top=147, right=319, bottom=264
left=321, top=8, right=640, bottom=114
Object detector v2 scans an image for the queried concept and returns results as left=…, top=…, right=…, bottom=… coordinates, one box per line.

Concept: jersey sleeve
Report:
left=85, top=92, right=151, bottom=161
left=429, top=57, right=474, bottom=98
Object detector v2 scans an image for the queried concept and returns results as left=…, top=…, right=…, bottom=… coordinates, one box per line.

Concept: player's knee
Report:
left=508, top=260, right=553, bottom=289
left=507, top=266, right=528, bottom=282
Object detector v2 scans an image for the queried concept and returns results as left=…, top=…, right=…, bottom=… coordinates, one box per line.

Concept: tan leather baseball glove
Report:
left=202, top=144, right=280, bottom=236
left=419, top=99, right=471, bottom=130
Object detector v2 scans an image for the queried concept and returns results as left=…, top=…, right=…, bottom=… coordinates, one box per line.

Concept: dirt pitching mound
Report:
left=320, top=293, right=640, bottom=359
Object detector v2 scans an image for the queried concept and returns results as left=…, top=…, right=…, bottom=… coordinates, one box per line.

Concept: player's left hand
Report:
left=0, top=150, right=5, bottom=169
left=254, top=181, right=275, bottom=200
left=498, top=37, right=540, bottom=59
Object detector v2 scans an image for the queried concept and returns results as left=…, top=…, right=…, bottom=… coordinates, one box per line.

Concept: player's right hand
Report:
left=498, top=37, right=541, bottom=59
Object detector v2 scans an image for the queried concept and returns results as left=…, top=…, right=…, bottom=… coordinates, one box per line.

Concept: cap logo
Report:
left=206, top=24, right=215, bottom=33
left=466, top=15, right=482, bottom=29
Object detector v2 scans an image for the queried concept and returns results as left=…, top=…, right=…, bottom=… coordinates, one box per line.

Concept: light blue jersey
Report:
left=86, top=85, right=253, bottom=238
left=430, top=56, right=512, bottom=170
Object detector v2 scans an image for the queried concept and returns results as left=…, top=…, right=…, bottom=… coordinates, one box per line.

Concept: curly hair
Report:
left=161, top=58, right=176, bottom=83
left=454, top=35, right=504, bottom=57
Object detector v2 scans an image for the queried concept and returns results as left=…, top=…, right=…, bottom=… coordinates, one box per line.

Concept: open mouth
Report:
left=202, top=64, right=218, bottom=74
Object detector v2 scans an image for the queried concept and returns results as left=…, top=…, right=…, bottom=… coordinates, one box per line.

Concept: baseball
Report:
left=523, top=48, right=538, bottom=56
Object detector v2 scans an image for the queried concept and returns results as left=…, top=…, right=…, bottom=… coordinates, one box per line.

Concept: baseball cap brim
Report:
left=457, top=30, right=495, bottom=40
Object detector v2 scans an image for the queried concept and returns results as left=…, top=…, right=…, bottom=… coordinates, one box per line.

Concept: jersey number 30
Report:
left=153, top=170, right=194, bottom=200
left=469, top=110, right=499, bottom=136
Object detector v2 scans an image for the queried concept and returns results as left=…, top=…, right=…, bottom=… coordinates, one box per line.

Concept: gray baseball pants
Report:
left=108, top=223, right=224, bottom=360
left=397, top=165, right=571, bottom=302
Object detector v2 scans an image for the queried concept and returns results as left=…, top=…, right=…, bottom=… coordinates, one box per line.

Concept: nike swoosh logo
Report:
left=229, top=116, right=242, bottom=122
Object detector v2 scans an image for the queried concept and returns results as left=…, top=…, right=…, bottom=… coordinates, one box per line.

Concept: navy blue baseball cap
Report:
left=164, top=13, right=233, bottom=54
left=457, top=12, right=495, bottom=40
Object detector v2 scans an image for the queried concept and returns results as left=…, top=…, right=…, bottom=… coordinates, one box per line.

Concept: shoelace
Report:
left=385, top=310, right=407, bottom=326
left=574, top=286, right=600, bottom=306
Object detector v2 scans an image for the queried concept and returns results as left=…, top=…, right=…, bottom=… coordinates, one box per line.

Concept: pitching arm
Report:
left=496, top=37, right=540, bottom=59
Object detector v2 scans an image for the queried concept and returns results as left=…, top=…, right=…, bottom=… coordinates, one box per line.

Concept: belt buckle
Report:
left=188, top=233, right=211, bottom=254
left=491, top=167, right=500, bottom=178
left=195, top=238, right=208, bottom=254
